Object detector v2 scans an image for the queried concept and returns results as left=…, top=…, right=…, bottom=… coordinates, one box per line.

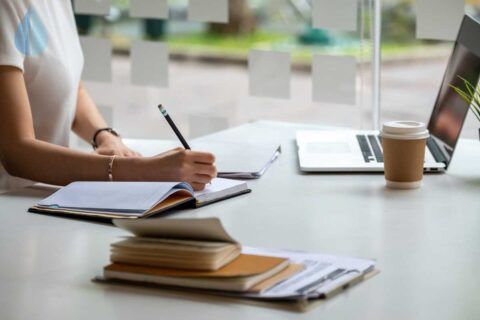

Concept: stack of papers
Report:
left=94, top=218, right=377, bottom=305
left=234, top=246, right=375, bottom=301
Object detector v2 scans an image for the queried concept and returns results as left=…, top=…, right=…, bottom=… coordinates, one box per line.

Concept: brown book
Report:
left=104, top=254, right=290, bottom=292
left=111, top=238, right=241, bottom=271
left=109, top=218, right=244, bottom=271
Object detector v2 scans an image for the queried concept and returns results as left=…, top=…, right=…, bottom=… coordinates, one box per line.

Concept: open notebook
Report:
left=28, top=178, right=250, bottom=220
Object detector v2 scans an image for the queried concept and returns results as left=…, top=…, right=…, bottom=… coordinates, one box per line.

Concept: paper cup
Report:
left=380, top=121, right=429, bottom=189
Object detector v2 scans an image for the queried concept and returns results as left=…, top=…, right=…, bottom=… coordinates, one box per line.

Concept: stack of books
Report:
left=96, top=218, right=378, bottom=310
left=102, top=218, right=302, bottom=293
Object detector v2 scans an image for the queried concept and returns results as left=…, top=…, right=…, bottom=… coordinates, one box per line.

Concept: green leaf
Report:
left=450, top=85, right=472, bottom=104
left=451, top=75, right=480, bottom=122
left=458, top=76, right=476, bottom=96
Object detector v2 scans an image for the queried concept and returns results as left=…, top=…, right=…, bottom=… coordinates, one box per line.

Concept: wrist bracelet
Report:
left=107, top=155, right=116, bottom=182
left=91, top=127, right=119, bottom=149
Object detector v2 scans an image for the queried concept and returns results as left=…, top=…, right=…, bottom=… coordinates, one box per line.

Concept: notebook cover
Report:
left=194, top=189, right=251, bottom=208
left=104, top=254, right=288, bottom=278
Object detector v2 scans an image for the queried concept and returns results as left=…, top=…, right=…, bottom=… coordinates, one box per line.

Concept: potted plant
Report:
left=450, top=76, right=480, bottom=140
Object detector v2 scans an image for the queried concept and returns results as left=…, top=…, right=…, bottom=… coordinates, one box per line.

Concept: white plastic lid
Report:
left=380, top=121, right=429, bottom=140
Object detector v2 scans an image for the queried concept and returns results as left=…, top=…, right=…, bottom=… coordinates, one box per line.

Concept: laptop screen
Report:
left=428, top=15, right=480, bottom=166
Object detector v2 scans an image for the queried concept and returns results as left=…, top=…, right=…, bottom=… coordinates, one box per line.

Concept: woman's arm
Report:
left=0, top=67, right=216, bottom=190
left=72, top=81, right=140, bottom=157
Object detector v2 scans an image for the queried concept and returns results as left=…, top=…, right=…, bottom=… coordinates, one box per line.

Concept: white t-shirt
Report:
left=0, top=0, right=83, bottom=190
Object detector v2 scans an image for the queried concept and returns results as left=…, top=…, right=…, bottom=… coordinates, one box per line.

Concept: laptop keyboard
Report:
left=356, top=135, right=383, bottom=163
left=368, top=135, right=384, bottom=163
left=426, top=137, right=447, bottom=164
left=357, top=135, right=448, bottom=165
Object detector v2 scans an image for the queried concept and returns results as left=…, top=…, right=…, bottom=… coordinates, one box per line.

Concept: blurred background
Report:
left=72, top=0, right=480, bottom=146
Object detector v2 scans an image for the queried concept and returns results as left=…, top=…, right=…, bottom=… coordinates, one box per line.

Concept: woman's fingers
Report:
left=192, top=174, right=213, bottom=184
left=148, top=148, right=217, bottom=186
left=189, top=151, right=215, bottom=164
left=193, top=163, right=217, bottom=178
left=190, top=182, right=207, bottom=191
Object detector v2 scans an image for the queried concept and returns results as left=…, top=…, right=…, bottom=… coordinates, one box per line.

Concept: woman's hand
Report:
left=94, top=132, right=141, bottom=157
left=144, top=148, right=217, bottom=191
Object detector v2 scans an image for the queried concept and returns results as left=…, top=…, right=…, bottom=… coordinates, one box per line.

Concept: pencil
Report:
left=158, top=104, right=191, bottom=150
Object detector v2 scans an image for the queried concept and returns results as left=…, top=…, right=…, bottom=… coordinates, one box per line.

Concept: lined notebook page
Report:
left=38, top=182, right=192, bottom=212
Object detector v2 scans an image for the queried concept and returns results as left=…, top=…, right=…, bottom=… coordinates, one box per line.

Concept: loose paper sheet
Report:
left=312, top=0, right=358, bottom=31
left=416, top=0, right=464, bottom=41
left=238, top=246, right=375, bottom=299
left=131, top=40, right=169, bottom=87
left=188, top=0, right=229, bottom=23
left=80, top=37, right=112, bottom=82
left=114, top=217, right=238, bottom=243
left=312, top=54, right=356, bottom=105
left=130, top=0, right=168, bottom=19
left=188, top=115, right=229, bottom=138
left=74, top=0, right=111, bottom=15
left=249, top=50, right=291, bottom=99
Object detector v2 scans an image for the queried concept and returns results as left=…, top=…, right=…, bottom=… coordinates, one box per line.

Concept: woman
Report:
left=0, top=1, right=216, bottom=191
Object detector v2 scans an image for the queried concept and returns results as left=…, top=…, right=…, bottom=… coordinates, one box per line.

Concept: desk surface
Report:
left=1, top=121, right=480, bottom=319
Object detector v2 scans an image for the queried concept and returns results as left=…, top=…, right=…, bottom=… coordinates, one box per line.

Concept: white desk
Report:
left=1, top=121, right=480, bottom=319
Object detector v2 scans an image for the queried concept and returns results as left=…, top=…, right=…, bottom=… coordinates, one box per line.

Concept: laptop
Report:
left=297, top=15, right=480, bottom=173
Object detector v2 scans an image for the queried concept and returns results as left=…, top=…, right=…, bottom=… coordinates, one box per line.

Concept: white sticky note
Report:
left=98, top=105, right=114, bottom=126
left=80, top=37, right=112, bottom=82
left=130, top=0, right=168, bottom=19
left=416, top=0, right=464, bottom=41
left=189, top=115, right=229, bottom=138
left=74, top=0, right=111, bottom=15
left=188, top=0, right=229, bottom=23
left=312, top=0, right=358, bottom=31
left=312, top=55, right=356, bottom=105
left=249, top=50, right=291, bottom=99
left=131, top=40, right=169, bottom=87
